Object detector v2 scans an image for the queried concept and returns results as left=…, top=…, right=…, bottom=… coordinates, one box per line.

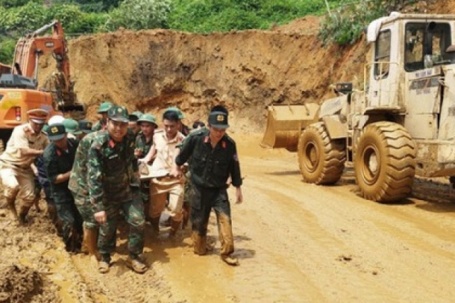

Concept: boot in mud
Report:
left=192, top=232, right=207, bottom=255
left=5, top=197, right=18, bottom=221
left=82, top=227, right=100, bottom=260
left=18, top=205, right=31, bottom=225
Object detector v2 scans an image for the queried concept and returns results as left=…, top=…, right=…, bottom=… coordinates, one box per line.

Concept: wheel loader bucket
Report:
left=261, top=104, right=319, bottom=152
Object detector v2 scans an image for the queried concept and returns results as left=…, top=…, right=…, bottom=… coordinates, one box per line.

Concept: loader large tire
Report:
left=354, top=122, right=416, bottom=202
left=297, top=122, right=346, bottom=185
left=0, top=139, right=4, bottom=155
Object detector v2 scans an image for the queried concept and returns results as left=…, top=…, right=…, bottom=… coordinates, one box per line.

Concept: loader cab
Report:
left=367, top=14, right=455, bottom=140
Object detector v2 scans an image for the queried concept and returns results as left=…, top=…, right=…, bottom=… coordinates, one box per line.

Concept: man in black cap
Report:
left=88, top=105, right=147, bottom=274
left=43, top=123, right=82, bottom=252
left=173, top=105, right=243, bottom=266
left=0, top=108, right=49, bottom=224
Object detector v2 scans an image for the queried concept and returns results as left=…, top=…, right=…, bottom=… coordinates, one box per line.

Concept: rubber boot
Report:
left=5, top=197, right=18, bottom=221
left=83, top=227, right=100, bottom=260
left=149, top=217, right=160, bottom=239
left=192, top=231, right=207, bottom=255
left=18, top=204, right=32, bottom=225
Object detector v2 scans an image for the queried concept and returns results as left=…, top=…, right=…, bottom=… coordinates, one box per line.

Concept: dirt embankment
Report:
left=39, top=1, right=446, bottom=133
left=1, top=1, right=453, bottom=302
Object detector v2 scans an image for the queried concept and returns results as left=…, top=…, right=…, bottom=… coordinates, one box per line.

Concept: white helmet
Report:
left=48, top=115, right=65, bottom=125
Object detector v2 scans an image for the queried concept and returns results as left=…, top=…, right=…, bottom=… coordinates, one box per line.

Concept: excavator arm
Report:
left=11, top=20, right=82, bottom=112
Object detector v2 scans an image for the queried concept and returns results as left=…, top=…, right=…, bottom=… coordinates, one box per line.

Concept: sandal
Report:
left=98, top=260, right=110, bottom=274
left=128, top=258, right=148, bottom=274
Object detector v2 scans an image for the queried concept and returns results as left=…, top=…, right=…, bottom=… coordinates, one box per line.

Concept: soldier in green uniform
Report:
left=134, top=113, right=157, bottom=213
left=91, top=101, right=113, bottom=131
left=68, top=130, right=99, bottom=260
left=128, top=110, right=143, bottom=135
left=88, top=105, right=147, bottom=274
left=174, top=106, right=243, bottom=266
left=43, top=123, right=82, bottom=252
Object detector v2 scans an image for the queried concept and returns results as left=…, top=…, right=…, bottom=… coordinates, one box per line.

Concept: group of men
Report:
left=0, top=100, right=244, bottom=274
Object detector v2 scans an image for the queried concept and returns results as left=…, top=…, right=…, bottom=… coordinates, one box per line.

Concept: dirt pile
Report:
left=0, top=265, right=44, bottom=303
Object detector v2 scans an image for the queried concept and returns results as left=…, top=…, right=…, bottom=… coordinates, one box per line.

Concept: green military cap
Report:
left=78, top=119, right=93, bottom=134
left=208, top=111, right=229, bottom=129
left=108, top=105, right=129, bottom=123
left=63, top=118, right=82, bottom=135
left=47, top=123, right=67, bottom=141
left=129, top=110, right=143, bottom=120
left=97, top=101, right=113, bottom=113
left=165, top=106, right=185, bottom=119
left=137, top=113, right=158, bottom=127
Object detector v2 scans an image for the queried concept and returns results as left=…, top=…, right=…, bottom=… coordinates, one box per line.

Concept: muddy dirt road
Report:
left=1, top=133, right=455, bottom=303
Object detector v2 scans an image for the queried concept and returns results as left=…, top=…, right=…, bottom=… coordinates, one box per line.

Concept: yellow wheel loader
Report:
left=262, top=12, right=455, bottom=202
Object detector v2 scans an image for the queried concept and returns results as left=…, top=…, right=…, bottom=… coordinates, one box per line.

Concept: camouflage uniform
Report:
left=68, top=132, right=98, bottom=228
left=91, top=120, right=104, bottom=132
left=175, top=126, right=243, bottom=259
left=43, top=137, right=82, bottom=252
left=88, top=130, right=145, bottom=259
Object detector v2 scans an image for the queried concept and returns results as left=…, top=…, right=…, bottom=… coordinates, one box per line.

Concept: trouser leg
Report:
left=122, top=198, right=145, bottom=257
left=191, top=186, right=213, bottom=255
left=1, top=167, right=20, bottom=220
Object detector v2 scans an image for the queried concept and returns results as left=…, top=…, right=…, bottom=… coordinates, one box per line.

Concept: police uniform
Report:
left=149, top=128, right=186, bottom=235
left=175, top=111, right=242, bottom=262
left=43, top=123, right=82, bottom=252
left=87, top=106, right=145, bottom=268
left=0, top=108, right=49, bottom=222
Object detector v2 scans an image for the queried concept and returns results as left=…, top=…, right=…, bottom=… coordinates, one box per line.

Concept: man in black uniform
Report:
left=173, top=106, right=243, bottom=265
left=43, top=123, right=82, bottom=252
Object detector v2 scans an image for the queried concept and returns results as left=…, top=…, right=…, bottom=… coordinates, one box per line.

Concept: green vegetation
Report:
left=319, top=0, right=417, bottom=45
left=0, top=0, right=418, bottom=63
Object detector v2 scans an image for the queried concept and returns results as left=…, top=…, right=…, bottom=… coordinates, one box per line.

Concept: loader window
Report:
left=374, top=30, right=391, bottom=79
left=405, top=22, right=452, bottom=72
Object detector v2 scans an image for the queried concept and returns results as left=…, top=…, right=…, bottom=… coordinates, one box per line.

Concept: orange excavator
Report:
left=0, top=20, right=84, bottom=151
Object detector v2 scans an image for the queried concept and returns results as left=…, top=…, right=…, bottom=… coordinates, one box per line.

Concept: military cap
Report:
left=165, top=106, right=185, bottom=119
left=63, top=118, right=82, bottom=135
left=47, top=123, right=66, bottom=141
left=97, top=101, right=113, bottom=113
left=137, top=113, right=158, bottom=127
left=48, top=114, right=65, bottom=125
left=108, top=105, right=129, bottom=123
left=129, top=111, right=143, bottom=121
left=78, top=120, right=93, bottom=134
left=208, top=111, right=229, bottom=129
left=27, top=108, right=49, bottom=124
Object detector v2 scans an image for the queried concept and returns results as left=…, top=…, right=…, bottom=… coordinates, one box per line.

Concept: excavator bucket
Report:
left=261, top=104, right=319, bottom=152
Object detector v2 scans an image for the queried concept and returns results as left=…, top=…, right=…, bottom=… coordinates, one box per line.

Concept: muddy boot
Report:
left=83, top=227, right=100, bottom=260
left=149, top=217, right=160, bottom=239
left=192, top=232, right=207, bottom=255
left=168, top=219, right=181, bottom=238
left=5, top=197, right=18, bottom=221
left=18, top=205, right=31, bottom=225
